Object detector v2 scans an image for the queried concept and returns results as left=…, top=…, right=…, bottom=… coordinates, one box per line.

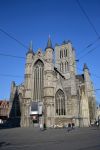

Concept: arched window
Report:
left=66, top=49, right=67, bottom=57
left=33, top=60, right=44, bottom=101
left=60, top=50, right=61, bottom=58
left=64, top=49, right=66, bottom=57
left=62, top=63, right=63, bottom=73
left=60, top=63, right=61, bottom=72
left=65, top=62, right=67, bottom=72
left=67, top=62, right=69, bottom=71
left=62, top=50, right=63, bottom=58
left=65, top=61, right=69, bottom=72
left=60, top=62, right=63, bottom=73
left=55, top=89, right=66, bottom=115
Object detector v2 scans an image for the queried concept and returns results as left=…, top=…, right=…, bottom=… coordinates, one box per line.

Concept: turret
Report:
left=83, top=63, right=89, bottom=71
left=83, top=63, right=96, bottom=122
left=45, top=36, right=54, bottom=63
left=83, top=63, right=91, bottom=96
left=26, top=41, right=34, bottom=64
left=83, top=63, right=95, bottom=98
left=25, top=41, right=34, bottom=90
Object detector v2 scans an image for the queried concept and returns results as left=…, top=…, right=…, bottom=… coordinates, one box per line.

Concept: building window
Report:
left=62, top=50, right=63, bottom=58
left=60, top=62, right=63, bottom=73
left=65, top=61, right=69, bottom=72
left=60, top=63, right=61, bottom=72
left=33, top=60, right=44, bottom=101
left=62, top=63, right=63, bottom=73
left=55, top=89, right=66, bottom=115
left=60, top=50, right=61, bottom=58
left=67, top=62, right=69, bottom=71
left=60, top=50, right=64, bottom=58
left=66, top=49, right=67, bottom=57
left=64, top=49, right=66, bottom=57
left=65, top=62, right=67, bottom=72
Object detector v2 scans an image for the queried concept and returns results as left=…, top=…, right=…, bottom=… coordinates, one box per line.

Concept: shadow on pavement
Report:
left=78, top=144, right=100, bottom=150
left=0, top=142, right=11, bottom=148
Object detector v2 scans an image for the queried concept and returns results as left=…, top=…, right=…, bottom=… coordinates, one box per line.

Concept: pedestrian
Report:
left=96, top=121, right=99, bottom=128
left=72, top=123, right=75, bottom=129
left=40, top=123, right=44, bottom=131
left=44, top=123, right=46, bottom=130
left=67, top=123, right=71, bottom=132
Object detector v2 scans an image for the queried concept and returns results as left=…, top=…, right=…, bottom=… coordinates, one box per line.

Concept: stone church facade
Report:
left=9, top=38, right=96, bottom=127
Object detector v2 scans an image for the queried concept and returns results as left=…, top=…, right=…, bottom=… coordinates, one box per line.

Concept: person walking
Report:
left=72, top=123, right=75, bottom=129
left=67, top=123, right=71, bottom=132
left=40, top=123, right=43, bottom=131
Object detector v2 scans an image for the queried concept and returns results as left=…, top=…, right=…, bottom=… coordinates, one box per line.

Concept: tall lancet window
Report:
left=65, top=61, right=69, bottom=72
left=55, top=89, right=66, bottom=115
left=33, top=60, right=44, bottom=102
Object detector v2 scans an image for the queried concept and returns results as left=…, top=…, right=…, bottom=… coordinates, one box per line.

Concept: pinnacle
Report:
left=45, top=35, right=53, bottom=50
left=27, top=41, right=34, bottom=55
left=83, top=63, right=89, bottom=70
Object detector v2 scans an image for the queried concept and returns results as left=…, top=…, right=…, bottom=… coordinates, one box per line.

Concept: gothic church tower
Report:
left=9, top=38, right=96, bottom=128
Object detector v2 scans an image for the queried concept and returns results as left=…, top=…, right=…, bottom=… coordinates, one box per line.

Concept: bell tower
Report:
left=55, top=40, right=76, bottom=78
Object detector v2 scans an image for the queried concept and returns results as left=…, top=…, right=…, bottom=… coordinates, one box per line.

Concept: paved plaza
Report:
left=0, top=127, right=100, bottom=150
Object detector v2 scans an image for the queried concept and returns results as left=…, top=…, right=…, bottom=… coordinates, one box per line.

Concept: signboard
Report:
left=30, top=102, right=38, bottom=115
left=30, top=101, right=43, bottom=115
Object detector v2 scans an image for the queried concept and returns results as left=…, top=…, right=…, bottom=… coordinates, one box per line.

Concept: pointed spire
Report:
left=29, top=40, right=33, bottom=52
left=45, top=35, right=53, bottom=50
left=27, top=41, right=34, bottom=55
left=47, top=35, right=52, bottom=48
left=83, top=63, right=89, bottom=70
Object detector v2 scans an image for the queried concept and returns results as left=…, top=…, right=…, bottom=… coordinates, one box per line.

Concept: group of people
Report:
left=39, top=122, right=75, bottom=131
left=67, top=123, right=75, bottom=132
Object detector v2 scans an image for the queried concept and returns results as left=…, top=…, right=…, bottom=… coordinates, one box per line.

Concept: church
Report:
left=9, top=37, right=96, bottom=128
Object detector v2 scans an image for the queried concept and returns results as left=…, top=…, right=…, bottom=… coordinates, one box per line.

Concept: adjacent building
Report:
left=96, top=105, right=100, bottom=121
left=0, top=100, right=9, bottom=123
left=9, top=38, right=96, bottom=127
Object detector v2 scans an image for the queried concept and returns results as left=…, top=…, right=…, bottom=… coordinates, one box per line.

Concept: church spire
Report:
left=45, top=35, right=53, bottom=50
left=27, top=41, right=34, bottom=55
left=83, top=63, right=89, bottom=70
left=29, top=40, right=33, bottom=52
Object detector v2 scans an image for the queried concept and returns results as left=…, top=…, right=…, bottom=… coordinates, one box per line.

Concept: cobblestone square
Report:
left=0, top=127, right=100, bottom=150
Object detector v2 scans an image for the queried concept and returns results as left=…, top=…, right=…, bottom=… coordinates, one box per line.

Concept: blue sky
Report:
left=0, top=0, right=100, bottom=104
